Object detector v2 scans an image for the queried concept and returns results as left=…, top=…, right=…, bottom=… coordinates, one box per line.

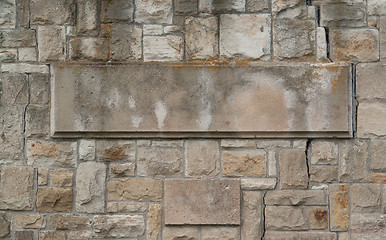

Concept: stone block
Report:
left=330, top=29, right=379, bottom=62
left=212, top=0, right=245, bottom=13
left=31, top=0, right=75, bottom=25
left=1, top=73, right=28, bottom=105
left=75, top=162, right=106, bottom=213
left=15, top=214, right=46, bottom=229
left=0, top=106, right=24, bottom=162
left=0, top=49, right=17, bottom=62
left=272, top=0, right=307, bottom=19
left=163, top=227, right=200, bottom=240
left=220, top=14, right=270, bottom=59
left=357, top=63, right=386, bottom=101
left=143, top=24, right=163, bottom=35
left=338, top=140, right=368, bottom=182
left=78, top=139, right=95, bottom=161
left=358, top=102, right=386, bottom=137
left=93, top=215, right=145, bottom=238
left=273, top=19, right=315, bottom=59
left=370, top=172, right=386, bottom=183
left=0, top=214, right=10, bottom=238
left=247, top=0, right=269, bottom=12
left=222, top=149, right=266, bottom=177
left=0, top=0, right=15, bottom=28
left=143, top=35, right=184, bottom=61
left=368, top=0, right=386, bottom=15
left=381, top=17, right=386, bottom=60
left=264, top=231, right=337, bottom=240
left=107, top=202, right=147, bottom=213
left=152, top=140, right=183, bottom=147
left=278, top=149, right=308, bottom=189
left=0, top=29, right=36, bottom=48
left=37, top=26, right=66, bottom=62
left=39, top=231, right=67, bottom=240
left=256, top=140, right=291, bottom=149
left=18, top=48, right=36, bottom=62
left=76, top=0, right=97, bottom=35
left=311, top=141, right=338, bottom=164
left=0, top=166, right=34, bottom=210
left=185, top=140, right=220, bottom=177
left=265, top=206, right=308, bottom=230
left=316, top=27, right=328, bottom=61
left=175, top=0, right=198, bottom=15
left=36, top=188, right=73, bottom=212
left=320, top=4, right=366, bottom=27
left=97, top=140, right=135, bottom=161
left=68, top=231, right=91, bottom=239
left=25, top=105, right=50, bottom=138
left=202, top=227, right=240, bottom=240
left=135, top=0, right=173, bottom=24
left=164, top=179, right=240, bottom=225
left=310, top=166, right=338, bottom=183
left=268, top=151, right=277, bottom=177
left=185, top=17, right=218, bottom=60
left=1, top=63, right=49, bottom=74
left=14, top=231, right=33, bottom=240
left=50, top=169, right=73, bottom=187
left=108, top=178, right=162, bottom=201
left=242, top=191, right=262, bottom=239
left=221, top=139, right=256, bottom=148
left=27, top=140, right=76, bottom=168
left=351, top=214, right=385, bottom=240
left=38, top=168, right=48, bottom=186
left=49, top=214, right=91, bottom=230
left=69, top=38, right=109, bottom=61
left=101, top=0, right=133, bottom=22
left=241, top=178, right=277, bottom=190
left=264, top=190, right=327, bottom=206
left=16, top=0, right=30, bottom=28
left=329, top=184, right=350, bottom=231
left=310, top=207, right=328, bottom=230
left=352, top=184, right=382, bottom=213
left=147, top=204, right=161, bottom=240
left=109, top=162, right=135, bottom=177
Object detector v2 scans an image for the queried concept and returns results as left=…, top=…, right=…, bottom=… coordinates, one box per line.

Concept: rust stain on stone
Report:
left=314, top=209, right=328, bottom=221
left=103, top=146, right=126, bottom=160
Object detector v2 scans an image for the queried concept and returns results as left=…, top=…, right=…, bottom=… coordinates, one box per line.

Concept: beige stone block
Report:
left=29, top=73, right=50, bottom=104
left=143, top=35, right=184, bottom=61
left=163, top=227, right=200, bottom=240
left=212, top=0, right=245, bottom=13
left=69, top=38, right=109, bottom=61
left=14, top=215, right=46, bottom=229
left=320, top=4, right=367, bottom=27
left=76, top=0, right=97, bottom=35
left=36, top=188, right=73, bottom=212
left=264, top=190, right=327, bottom=206
left=0, top=106, right=24, bottom=163
left=147, top=204, right=161, bottom=240
left=358, top=102, right=386, bottom=137
left=15, top=230, right=34, bottom=240
left=164, top=179, right=240, bottom=225
left=357, top=63, right=386, bottom=101
left=97, top=140, right=135, bottom=161
left=25, top=105, right=50, bottom=138
left=242, top=191, right=262, bottom=239
left=37, top=26, right=66, bottom=62
left=117, top=202, right=147, bottom=213
left=310, top=166, right=338, bottom=183
left=1, top=63, right=49, bottom=74
left=185, top=140, right=220, bottom=177
left=338, top=232, right=350, bottom=240
left=39, top=231, right=67, bottom=240
left=152, top=140, right=183, bottom=147
left=0, top=213, right=10, bottom=238
left=135, top=0, right=173, bottom=24
left=68, top=230, right=91, bottom=240
left=278, top=149, right=308, bottom=189
left=352, top=184, right=382, bottom=213
left=107, top=178, right=162, bottom=201
left=143, top=24, right=163, bottom=35
left=31, top=0, right=74, bottom=25
left=175, top=0, right=198, bottom=14
left=368, top=0, right=386, bottom=15
left=370, top=172, right=386, bottom=183
left=0, top=49, right=17, bottom=62
left=101, top=0, right=133, bottom=22
left=247, top=0, right=269, bottom=12
left=265, top=206, right=308, bottom=230
left=329, top=184, right=350, bottom=231
left=1, top=73, right=28, bottom=105
left=50, top=169, right=73, bottom=187
left=264, top=231, right=337, bottom=240
left=311, top=141, right=338, bottom=164
left=351, top=214, right=385, bottom=240
left=78, top=140, right=95, bottom=161
left=221, top=140, right=256, bottom=148
left=27, top=140, right=76, bottom=168
left=310, top=208, right=328, bottom=230
left=272, top=0, right=307, bottom=19
left=49, top=214, right=91, bottom=230
left=109, top=162, right=135, bottom=178
left=241, top=178, right=277, bottom=190
left=18, top=48, right=37, bottom=62
left=202, top=226, right=240, bottom=240
left=93, top=215, right=145, bottom=238
left=256, top=140, right=290, bottom=148
left=222, top=149, right=266, bottom=177
left=0, top=0, right=16, bottom=28
left=267, top=151, right=277, bottom=177
left=38, top=168, right=48, bottom=186
left=338, top=140, right=368, bottom=182
left=0, top=29, right=36, bottom=48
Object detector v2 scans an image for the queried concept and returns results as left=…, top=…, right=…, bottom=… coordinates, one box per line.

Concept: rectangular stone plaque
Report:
left=164, top=179, right=240, bottom=225
left=51, top=62, right=352, bottom=138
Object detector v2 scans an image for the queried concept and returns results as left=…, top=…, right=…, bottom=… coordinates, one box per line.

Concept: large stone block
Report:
left=247, top=0, right=269, bottom=12
left=27, top=140, right=76, bottom=168
left=15, top=0, right=30, bottom=28
left=164, top=179, right=240, bottom=225
left=0, top=0, right=15, bottom=28
left=97, top=140, right=135, bottom=161
left=370, top=140, right=386, bottom=171
left=338, top=140, right=368, bottom=182
left=50, top=169, right=73, bottom=187
left=265, top=206, right=308, bottom=230
left=0, top=49, right=17, bottom=63
left=202, top=226, right=240, bottom=240
left=30, top=73, right=50, bottom=104
left=143, top=35, right=184, bottom=61
left=329, top=184, right=350, bottom=231
left=310, top=207, right=328, bottom=230
left=100, top=0, right=132, bottom=22
left=351, top=214, right=385, bottom=240
left=242, top=191, right=262, bottom=239
left=37, top=26, right=66, bottom=62
left=78, top=139, right=95, bottom=161
left=1, top=73, right=28, bottom=105
left=0, top=29, right=36, bottom=48
left=163, top=227, right=200, bottom=240
left=220, top=14, right=271, bottom=59
left=368, top=0, right=386, bottom=15
left=0, top=214, right=10, bottom=238
left=39, top=231, right=67, bottom=240
left=31, top=0, right=75, bottom=25
left=36, top=188, right=73, bottom=212
left=211, top=0, right=245, bottom=13
left=69, top=37, right=109, bottom=61
left=49, top=214, right=91, bottom=230
left=241, top=178, right=277, bottom=190
left=0, top=106, right=24, bottom=162
left=25, top=105, right=50, bottom=138
left=186, top=140, right=220, bottom=177
left=264, top=231, right=337, bottom=240
left=310, top=166, right=338, bottom=183
left=352, top=184, right=382, bottom=213
left=358, top=102, right=386, bottom=137
left=320, top=4, right=366, bottom=27
left=76, top=0, right=97, bottom=35
left=0, top=166, right=34, bottom=210
left=175, top=0, right=198, bottom=14
left=107, top=178, right=162, bottom=201
left=264, top=190, right=327, bottom=206
left=278, top=149, right=308, bottom=189
left=14, top=214, right=46, bottom=229
left=311, top=141, right=338, bottom=164
left=109, top=162, right=135, bottom=177
left=14, top=231, right=33, bottom=240
left=1, top=63, right=49, bottom=74
left=135, top=0, right=173, bottom=24
left=93, top=215, right=145, bottom=238
left=357, top=63, right=386, bottom=101
left=222, top=149, right=266, bottom=177
left=272, top=0, right=307, bottom=19
left=147, top=204, right=161, bottom=240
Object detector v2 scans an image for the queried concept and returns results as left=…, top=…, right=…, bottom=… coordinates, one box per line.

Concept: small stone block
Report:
left=241, top=178, right=277, bottom=190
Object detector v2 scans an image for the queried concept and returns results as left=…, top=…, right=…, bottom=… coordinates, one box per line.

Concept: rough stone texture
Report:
left=1, top=73, right=28, bottom=105
left=320, top=4, right=367, bottom=27
left=39, top=231, right=67, bottom=240
left=50, top=169, right=73, bottom=187
left=202, top=226, right=240, bottom=240
left=147, top=204, right=162, bottom=240
left=14, top=214, right=46, bottom=229
left=101, top=0, right=133, bottom=22
left=212, top=0, right=245, bottom=13
left=163, top=227, right=200, bottom=240
left=357, top=63, right=386, bottom=101
left=221, top=140, right=256, bottom=148
left=107, top=178, right=162, bottom=201
left=338, top=140, right=368, bottom=182
left=351, top=184, right=382, bottom=213
left=368, top=0, right=386, bottom=15
left=0, top=166, right=34, bottom=210
left=49, top=214, right=91, bottom=230
left=175, top=0, right=198, bottom=15
left=93, top=215, right=145, bottom=238
left=329, top=184, right=350, bottom=231
left=69, top=38, right=109, bottom=61
left=0, top=29, right=36, bottom=48
left=0, top=214, right=10, bottom=238
left=31, top=0, right=74, bottom=25
left=36, top=188, right=73, bottom=212
left=97, top=140, right=135, bottom=161
left=78, top=140, right=95, bottom=161
left=25, top=105, right=50, bottom=138
left=75, top=162, right=106, bottom=213
left=310, top=166, right=338, bottom=183
left=222, top=149, right=266, bottom=177
left=37, top=26, right=66, bottom=62
left=27, top=140, right=76, bottom=168
left=220, top=14, right=271, bottom=59
left=310, top=208, right=328, bottom=230
left=185, top=17, right=218, bottom=60
left=358, top=102, right=386, bottom=137
left=109, top=162, right=135, bottom=177
left=272, top=0, right=307, bottom=19
left=18, top=48, right=37, bottom=62
left=330, top=29, right=379, bottom=62
left=265, top=206, right=308, bottom=230
left=0, top=0, right=16, bottom=28
left=278, top=149, right=308, bottom=189
left=0, top=106, right=24, bottom=162
left=241, top=178, right=277, bottom=190
left=143, top=24, right=164, bottom=35
left=1, top=63, right=49, bottom=74
left=185, top=140, right=220, bottom=177
left=14, top=231, right=34, bottom=240
left=116, top=202, right=147, bottom=213
left=143, top=35, right=184, bottom=61
left=311, top=141, right=338, bottom=164
left=164, top=179, right=240, bottom=225
left=273, top=19, right=315, bottom=59
left=242, top=191, right=262, bottom=239
left=316, top=27, right=328, bottom=61
left=381, top=17, right=386, bottom=60
left=38, top=168, right=48, bottom=186
left=265, top=190, right=327, bottom=206
left=135, top=0, right=173, bottom=24
left=264, top=231, right=337, bottom=240
left=370, top=172, right=386, bottom=183
left=247, top=0, right=269, bottom=12
left=76, top=0, right=97, bottom=35
left=29, top=73, right=50, bottom=104
left=351, top=214, right=385, bottom=240
left=0, top=49, right=17, bottom=62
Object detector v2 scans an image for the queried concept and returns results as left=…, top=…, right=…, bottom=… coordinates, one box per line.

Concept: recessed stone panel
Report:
left=51, top=62, right=351, bottom=138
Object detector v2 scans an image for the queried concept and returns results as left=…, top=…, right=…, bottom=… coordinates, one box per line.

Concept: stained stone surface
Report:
left=164, top=179, right=240, bottom=225
left=51, top=62, right=351, bottom=138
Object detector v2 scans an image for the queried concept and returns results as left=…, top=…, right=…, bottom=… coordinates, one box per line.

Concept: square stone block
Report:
left=164, top=179, right=240, bottom=225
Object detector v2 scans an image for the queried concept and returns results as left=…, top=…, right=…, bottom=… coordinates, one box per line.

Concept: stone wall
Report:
left=0, top=0, right=385, bottom=240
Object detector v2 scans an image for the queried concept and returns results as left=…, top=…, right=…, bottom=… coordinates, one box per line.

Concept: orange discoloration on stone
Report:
left=370, top=172, right=386, bottom=183
left=30, top=141, right=58, bottom=157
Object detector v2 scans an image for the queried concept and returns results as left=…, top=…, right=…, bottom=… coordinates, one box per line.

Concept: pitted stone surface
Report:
left=164, top=179, right=240, bottom=225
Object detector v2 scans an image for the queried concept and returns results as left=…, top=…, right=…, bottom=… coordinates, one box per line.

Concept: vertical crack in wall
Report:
left=305, top=139, right=312, bottom=187
left=261, top=191, right=267, bottom=240
left=351, top=63, right=358, bottom=137
left=22, top=73, right=31, bottom=135
left=325, top=27, right=332, bottom=62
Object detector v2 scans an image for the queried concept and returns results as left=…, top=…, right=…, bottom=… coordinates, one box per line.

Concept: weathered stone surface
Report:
left=36, top=188, right=73, bottom=212
left=242, top=191, right=262, bottom=239
left=247, top=0, right=269, bottom=12
left=0, top=106, right=24, bottom=162
left=78, top=140, right=95, bottom=161
left=352, top=184, right=382, bottom=213
left=186, top=140, right=220, bottom=177
left=316, top=27, right=328, bottom=61
left=310, top=208, right=328, bottom=230
left=0, top=166, right=34, bottom=210
left=264, top=231, right=337, bottom=240
left=143, top=24, right=163, bottom=35
left=311, top=141, right=338, bottom=164
left=152, top=140, right=183, bottom=147
left=310, top=166, right=338, bottom=183
left=0, top=0, right=15, bottom=28
left=1, top=63, right=49, bottom=73
left=381, top=17, right=386, bottom=60
left=1, top=73, right=28, bottom=105
left=278, top=149, right=308, bottom=189
left=97, top=140, right=135, bottom=161
left=38, top=168, right=48, bottom=186
left=15, top=214, right=46, bottom=229
left=49, top=214, right=91, bottom=230
left=185, top=17, right=218, bottom=60
left=108, top=178, right=162, bottom=201
left=220, top=14, right=270, bottom=59
left=221, top=140, right=256, bottom=148
left=241, top=178, right=277, bottom=190
left=135, top=0, right=173, bottom=24
left=15, top=0, right=30, bottom=28
left=175, top=0, right=198, bottom=14
left=338, top=140, right=368, bottom=182
left=107, top=202, right=147, bottom=213
left=109, top=162, right=135, bottom=177
left=0, top=49, right=17, bottom=62
left=25, top=105, right=50, bottom=137
left=329, top=184, right=350, bottom=231
left=147, top=204, right=161, bottom=240
left=0, top=214, right=10, bottom=238
left=265, top=190, right=327, bottom=206
left=257, top=140, right=291, bottom=149
left=27, top=140, right=76, bottom=167
left=370, top=172, right=386, bottom=183
left=273, top=19, right=315, bottom=59
left=272, top=0, right=307, bottom=19
left=93, top=215, right=145, bottom=238
left=164, top=179, right=240, bottom=225
left=163, top=227, right=200, bottom=240
left=69, top=38, right=108, bottom=61
left=268, top=151, right=277, bottom=177
left=212, top=0, right=245, bottom=13
left=357, top=63, right=386, bottom=101
left=358, top=102, right=386, bottom=137
left=222, top=150, right=266, bottom=177
left=137, top=147, right=183, bottom=177
left=37, top=26, right=66, bottom=62
left=143, top=35, right=183, bottom=61
left=39, top=231, right=67, bottom=240
left=101, top=0, right=133, bottom=22
left=76, top=162, right=106, bottom=213
left=320, top=4, right=366, bottom=27
left=18, top=48, right=36, bottom=62
left=50, top=169, right=73, bottom=187
left=330, top=29, right=379, bottom=62
left=265, top=206, right=308, bottom=230
left=14, top=231, right=34, bottom=240
left=351, top=214, right=385, bottom=240
left=202, top=226, right=240, bottom=240
left=31, top=0, right=74, bottom=25
left=368, top=0, right=386, bottom=15
left=76, top=0, right=97, bottom=35
left=68, top=231, right=91, bottom=239
left=0, top=29, right=36, bottom=48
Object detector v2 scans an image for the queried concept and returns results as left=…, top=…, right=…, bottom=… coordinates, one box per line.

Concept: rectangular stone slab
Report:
left=164, top=179, right=240, bottom=225
left=51, top=62, right=352, bottom=138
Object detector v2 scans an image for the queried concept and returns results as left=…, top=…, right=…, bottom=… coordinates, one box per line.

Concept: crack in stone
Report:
left=305, top=139, right=312, bottom=187
left=261, top=191, right=267, bottom=239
